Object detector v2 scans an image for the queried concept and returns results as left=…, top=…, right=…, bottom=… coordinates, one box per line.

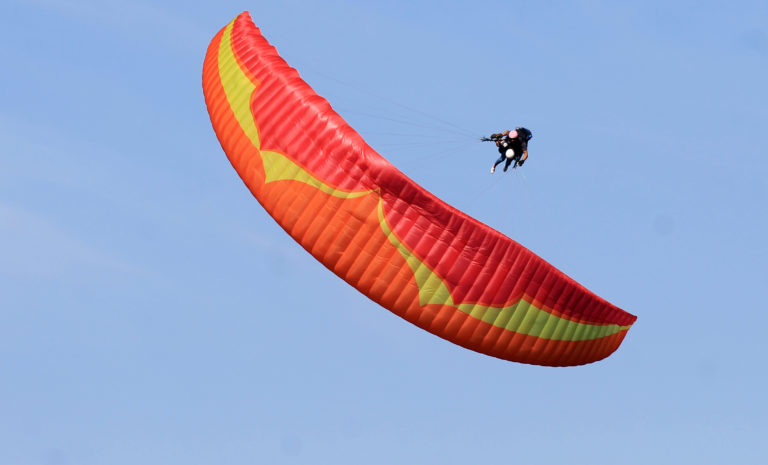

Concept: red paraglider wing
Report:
left=202, top=12, right=636, bottom=366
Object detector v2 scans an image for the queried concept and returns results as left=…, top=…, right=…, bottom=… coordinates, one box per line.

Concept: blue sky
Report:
left=1, top=1, right=767, bottom=464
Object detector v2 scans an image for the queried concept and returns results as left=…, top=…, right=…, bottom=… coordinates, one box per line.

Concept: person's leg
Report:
left=491, top=155, right=505, bottom=173
left=503, top=148, right=517, bottom=171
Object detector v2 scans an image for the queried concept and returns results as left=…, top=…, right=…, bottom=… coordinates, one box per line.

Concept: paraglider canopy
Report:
left=202, top=12, right=635, bottom=366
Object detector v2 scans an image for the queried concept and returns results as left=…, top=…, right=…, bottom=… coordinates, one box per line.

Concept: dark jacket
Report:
left=494, top=128, right=531, bottom=159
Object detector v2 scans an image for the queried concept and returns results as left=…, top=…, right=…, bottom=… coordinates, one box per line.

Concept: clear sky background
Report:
left=2, top=1, right=767, bottom=464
